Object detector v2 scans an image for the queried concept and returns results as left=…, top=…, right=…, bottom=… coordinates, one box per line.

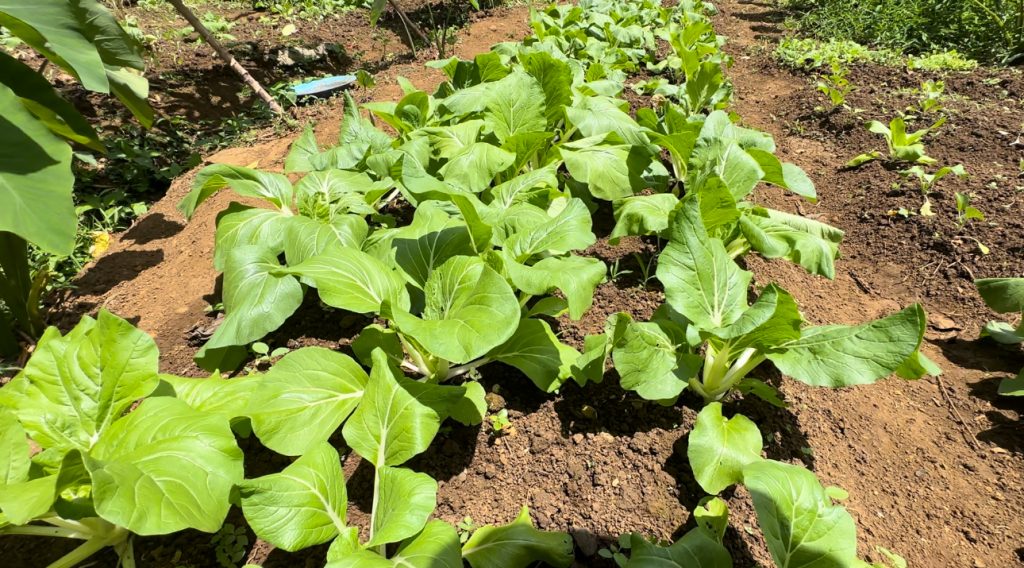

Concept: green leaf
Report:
left=462, top=506, right=574, bottom=568
left=393, top=257, right=519, bottom=363
left=0, top=310, right=159, bottom=452
left=284, top=215, right=367, bottom=267
left=213, top=203, right=289, bottom=271
left=488, top=319, right=579, bottom=392
left=693, top=497, right=730, bottom=544
left=484, top=71, right=547, bottom=144
left=614, top=318, right=701, bottom=402
left=448, top=381, right=487, bottom=426
left=747, top=148, right=817, bottom=201
left=505, top=255, right=605, bottom=320
left=976, top=278, right=1024, bottom=314
left=247, top=348, right=368, bottom=456
left=566, top=96, right=648, bottom=146
left=178, top=165, right=294, bottom=220
left=688, top=403, right=763, bottom=494
left=87, top=397, right=243, bottom=535
left=657, top=198, right=752, bottom=329
left=287, top=247, right=409, bottom=314
left=197, top=247, right=303, bottom=369
left=743, top=460, right=859, bottom=568
left=767, top=305, right=927, bottom=387
left=610, top=194, right=679, bottom=243
left=560, top=134, right=651, bottom=200
left=0, top=410, right=28, bottom=484
left=999, top=369, right=1024, bottom=397
left=342, top=350, right=442, bottom=467
left=155, top=372, right=255, bottom=422
left=368, top=466, right=437, bottom=547
left=505, top=198, right=596, bottom=261
left=625, top=528, right=732, bottom=568
left=0, top=474, right=57, bottom=525
left=390, top=520, right=463, bottom=568
left=0, top=82, right=76, bottom=256
left=391, top=205, right=476, bottom=288
left=521, top=52, right=572, bottom=127
left=487, top=165, right=559, bottom=209
left=739, top=212, right=840, bottom=279
left=712, top=284, right=803, bottom=351
left=239, top=443, right=348, bottom=551
left=438, top=143, right=515, bottom=193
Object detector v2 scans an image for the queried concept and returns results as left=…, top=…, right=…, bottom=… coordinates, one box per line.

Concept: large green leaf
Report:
left=86, top=397, right=243, bottom=535
left=287, top=247, right=409, bottom=314
left=484, top=71, right=547, bottom=144
left=197, top=246, right=304, bottom=369
left=625, top=528, right=732, bottom=568
left=0, top=82, right=76, bottom=256
left=521, top=52, right=572, bottom=127
left=239, top=442, right=348, bottom=551
left=392, top=256, right=519, bottom=363
left=743, top=460, right=858, bottom=568
left=0, top=409, right=29, bottom=485
left=0, top=474, right=57, bottom=525
left=367, top=466, right=437, bottom=547
left=391, top=203, right=476, bottom=288
left=463, top=507, right=574, bottom=568
left=657, top=198, right=752, bottom=330
left=565, top=96, right=648, bottom=146
left=247, top=348, right=368, bottom=456
left=283, top=215, right=367, bottom=267
left=977, top=278, right=1024, bottom=314
left=155, top=372, right=255, bottom=422
left=738, top=212, right=839, bottom=279
left=487, top=318, right=579, bottom=392
left=389, top=521, right=463, bottom=568
left=438, top=142, right=516, bottom=193
left=767, top=305, right=928, bottom=387
left=560, top=134, right=651, bottom=200
left=0, top=310, right=159, bottom=452
left=612, top=320, right=699, bottom=402
left=505, top=255, right=605, bottom=320
left=486, top=165, right=560, bottom=209
left=342, top=350, right=442, bottom=467
left=610, top=194, right=679, bottom=243
left=504, top=198, right=596, bottom=261
left=178, top=164, right=294, bottom=220
left=213, top=203, right=289, bottom=271
left=688, top=403, right=762, bottom=495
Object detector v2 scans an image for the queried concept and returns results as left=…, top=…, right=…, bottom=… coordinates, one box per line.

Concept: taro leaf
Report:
left=286, top=247, right=409, bottom=314
left=505, top=255, right=605, bottom=320
left=0, top=410, right=29, bottom=484
left=767, top=305, right=928, bottom=388
left=389, top=520, right=463, bottom=568
left=738, top=212, right=839, bottom=279
left=178, top=165, right=293, bottom=220
left=438, top=142, right=516, bottom=193
left=392, top=256, right=519, bottom=363
left=999, top=370, right=1024, bottom=397
left=342, top=350, right=442, bottom=467
left=367, top=466, right=438, bottom=547
left=688, top=403, right=763, bottom=495
left=625, top=528, right=732, bottom=568
left=521, top=51, right=573, bottom=127
left=612, top=320, right=700, bottom=402
left=743, top=460, right=858, bottom=568
left=0, top=51, right=100, bottom=150
left=657, top=198, right=752, bottom=330
left=0, top=310, right=159, bottom=452
left=560, top=134, right=652, bottom=200
left=610, top=194, right=679, bottom=243
left=247, top=348, right=368, bottom=456
left=197, top=246, right=303, bottom=370
left=0, top=82, right=76, bottom=256
left=213, top=203, right=289, bottom=271
left=487, top=319, right=580, bottom=392
left=155, top=372, right=256, bottom=422
left=462, top=506, right=574, bottom=568
left=483, top=71, right=547, bottom=144
left=977, top=278, right=1024, bottom=315
left=504, top=198, right=596, bottom=261
left=239, top=442, right=347, bottom=551
left=86, top=397, right=243, bottom=535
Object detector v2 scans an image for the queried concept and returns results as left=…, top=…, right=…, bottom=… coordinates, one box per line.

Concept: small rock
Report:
left=571, top=530, right=599, bottom=556
left=485, top=392, right=506, bottom=412
left=572, top=433, right=584, bottom=445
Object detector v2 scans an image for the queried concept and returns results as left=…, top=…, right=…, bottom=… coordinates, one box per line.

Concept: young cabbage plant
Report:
left=682, top=403, right=908, bottom=568
left=0, top=311, right=243, bottom=568
left=846, top=115, right=945, bottom=167
left=976, top=277, right=1024, bottom=396
left=584, top=198, right=936, bottom=405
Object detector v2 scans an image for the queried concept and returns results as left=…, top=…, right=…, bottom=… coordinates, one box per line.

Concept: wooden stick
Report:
left=165, top=0, right=285, bottom=115
left=388, top=0, right=430, bottom=44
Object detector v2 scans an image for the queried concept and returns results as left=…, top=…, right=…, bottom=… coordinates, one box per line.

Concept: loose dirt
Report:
left=8, top=1, right=1024, bottom=567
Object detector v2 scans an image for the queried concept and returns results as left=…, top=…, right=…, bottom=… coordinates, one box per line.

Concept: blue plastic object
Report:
left=292, top=75, right=357, bottom=97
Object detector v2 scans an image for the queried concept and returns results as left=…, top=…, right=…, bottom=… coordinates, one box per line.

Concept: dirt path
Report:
left=713, top=1, right=1024, bottom=566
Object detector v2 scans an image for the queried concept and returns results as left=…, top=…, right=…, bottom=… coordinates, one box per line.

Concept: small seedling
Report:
left=815, top=62, right=853, bottom=110
left=355, top=69, right=376, bottom=89
left=608, top=258, right=633, bottom=281
left=954, top=192, right=985, bottom=228
left=916, top=80, right=945, bottom=114
left=251, top=341, right=290, bottom=366
left=211, top=523, right=248, bottom=568
left=846, top=115, right=944, bottom=167
left=632, top=252, right=658, bottom=288
left=457, top=517, right=477, bottom=544
left=489, top=409, right=512, bottom=436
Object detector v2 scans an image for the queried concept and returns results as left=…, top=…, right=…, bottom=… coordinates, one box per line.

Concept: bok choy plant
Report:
left=977, top=277, right=1024, bottom=396
left=0, top=311, right=243, bottom=568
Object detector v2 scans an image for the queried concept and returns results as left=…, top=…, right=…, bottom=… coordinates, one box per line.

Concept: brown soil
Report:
left=6, top=1, right=1024, bottom=567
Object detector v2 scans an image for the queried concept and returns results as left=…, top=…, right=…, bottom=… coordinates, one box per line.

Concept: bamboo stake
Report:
left=165, top=0, right=285, bottom=115
left=388, top=0, right=430, bottom=44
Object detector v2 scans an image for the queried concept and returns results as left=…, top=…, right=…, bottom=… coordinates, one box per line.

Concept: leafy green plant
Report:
left=900, top=163, right=967, bottom=215
left=976, top=277, right=1024, bottom=396
left=816, top=61, right=853, bottom=109
left=489, top=409, right=512, bottom=435
left=212, top=523, right=249, bottom=568
left=0, top=311, right=244, bottom=568
left=0, top=0, right=151, bottom=353
left=846, top=116, right=945, bottom=167
left=915, top=79, right=946, bottom=114
left=954, top=191, right=985, bottom=228
left=580, top=198, right=936, bottom=406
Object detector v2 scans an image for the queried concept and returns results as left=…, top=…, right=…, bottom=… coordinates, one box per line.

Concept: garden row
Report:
left=6, top=1, right=1018, bottom=567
